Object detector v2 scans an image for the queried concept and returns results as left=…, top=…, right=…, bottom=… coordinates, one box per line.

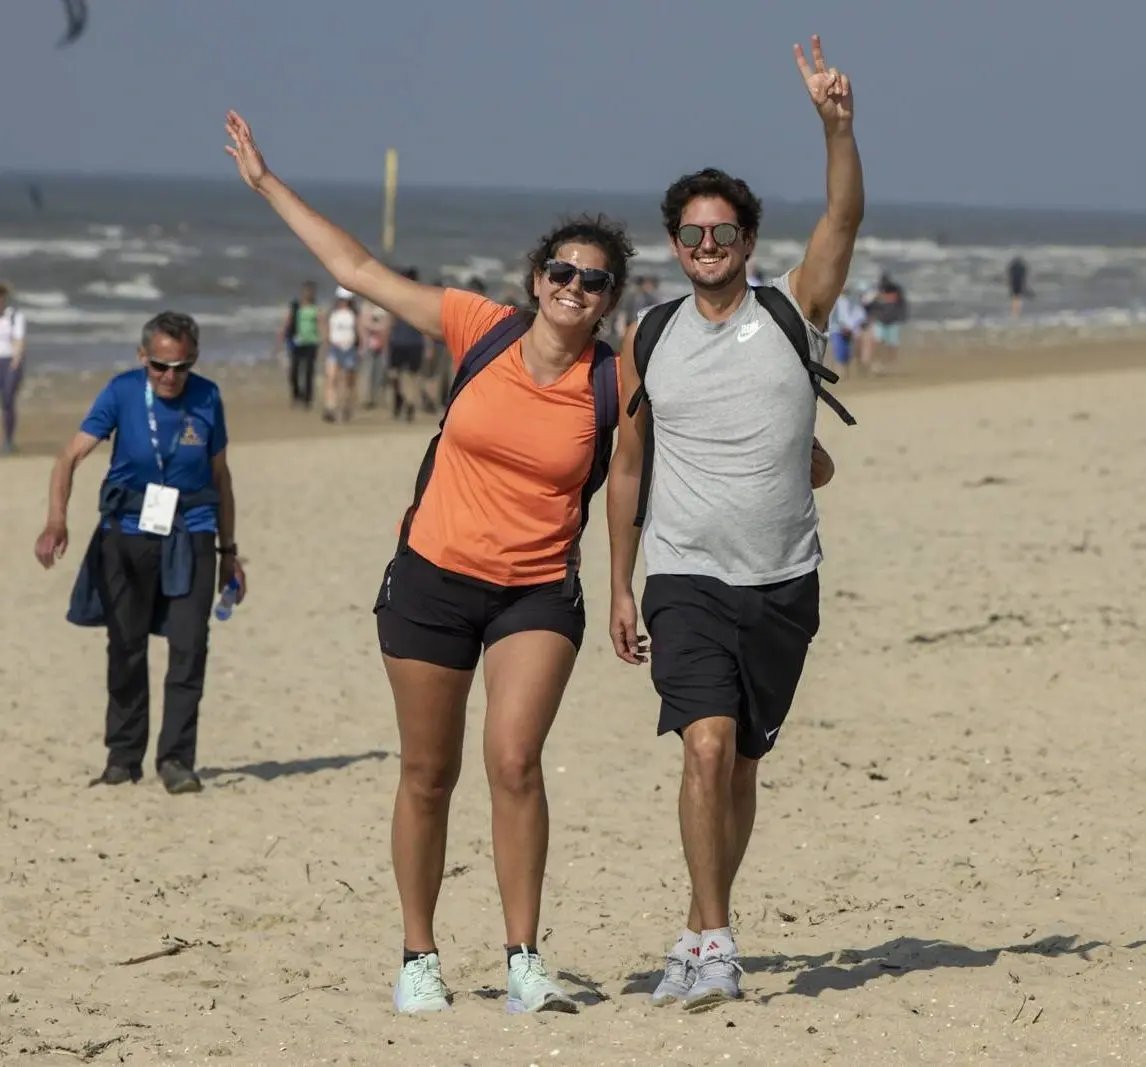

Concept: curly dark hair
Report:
left=660, top=168, right=763, bottom=238
left=522, top=214, right=636, bottom=329
left=140, top=310, right=199, bottom=357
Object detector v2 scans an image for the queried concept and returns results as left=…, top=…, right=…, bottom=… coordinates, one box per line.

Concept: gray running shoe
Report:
left=650, top=950, right=698, bottom=1006
left=684, top=937, right=744, bottom=1012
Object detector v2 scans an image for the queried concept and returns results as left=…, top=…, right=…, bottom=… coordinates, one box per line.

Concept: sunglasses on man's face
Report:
left=543, top=259, right=615, bottom=295
left=676, top=223, right=742, bottom=249
left=147, top=359, right=194, bottom=376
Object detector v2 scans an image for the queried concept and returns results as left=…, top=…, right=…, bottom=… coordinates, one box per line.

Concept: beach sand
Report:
left=1, top=339, right=1143, bottom=1065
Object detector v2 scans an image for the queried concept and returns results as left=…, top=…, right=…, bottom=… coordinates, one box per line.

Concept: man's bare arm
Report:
left=788, top=36, right=865, bottom=330
left=607, top=325, right=649, bottom=664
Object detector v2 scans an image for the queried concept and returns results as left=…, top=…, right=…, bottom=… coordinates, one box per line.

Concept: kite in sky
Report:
left=58, top=0, right=88, bottom=47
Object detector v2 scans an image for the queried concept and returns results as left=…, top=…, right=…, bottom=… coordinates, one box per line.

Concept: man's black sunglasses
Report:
left=675, top=223, right=742, bottom=248
left=543, top=259, right=615, bottom=295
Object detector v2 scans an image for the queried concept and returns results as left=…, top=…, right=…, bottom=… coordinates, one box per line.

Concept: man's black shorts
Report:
left=641, top=569, right=820, bottom=759
left=374, top=549, right=585, bottom=671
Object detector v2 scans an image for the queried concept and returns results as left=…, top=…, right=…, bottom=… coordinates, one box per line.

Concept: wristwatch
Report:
left=216, top=544, right=238, bottom=556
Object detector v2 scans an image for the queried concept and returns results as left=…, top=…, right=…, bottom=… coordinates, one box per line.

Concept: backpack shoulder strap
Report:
left=396, top=310, right=533, bottom=552
left=627, top=297, right=687, bottom=417
left=754, top=285, right=857, bottom=427
left=588, top=338, right=618, bottom=489
left=754, top=285, right=811, bottom=366
left=445, top=310, right=532, bottom=409
left=564, top=339, right=619, bottom=595
left=627, top=297, right=686, bottom=528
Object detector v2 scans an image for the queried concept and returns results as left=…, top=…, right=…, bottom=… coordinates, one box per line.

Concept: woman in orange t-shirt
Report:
left=226, top=112, right=635, bottom=1015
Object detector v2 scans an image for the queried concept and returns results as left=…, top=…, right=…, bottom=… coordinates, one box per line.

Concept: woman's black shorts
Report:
left=374, top=549, right=585, bottom=671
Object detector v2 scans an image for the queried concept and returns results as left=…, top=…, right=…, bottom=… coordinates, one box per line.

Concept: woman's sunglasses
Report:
left=543, top=259, right=615, bottom=295
left=147, top=359, right=195, bottom=375
left=675, top=223, right=742, bottom=248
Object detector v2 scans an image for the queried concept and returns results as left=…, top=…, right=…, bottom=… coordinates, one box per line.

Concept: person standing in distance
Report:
left=607, top=35, right=863, bottom=1010
left=0, top=282, right=28, bottom=455
left=322, top=285, right=361, bottom=422
left=33, top=312, right=245, bottom=794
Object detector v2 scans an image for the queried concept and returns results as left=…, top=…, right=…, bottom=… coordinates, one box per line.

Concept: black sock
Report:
left=403, top=947, right=435, bottom=965
left=506, top=944, right=538, bottom=964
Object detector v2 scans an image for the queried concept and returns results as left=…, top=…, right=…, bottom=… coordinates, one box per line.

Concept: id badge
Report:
left=139, top=483, right=180, bottom=536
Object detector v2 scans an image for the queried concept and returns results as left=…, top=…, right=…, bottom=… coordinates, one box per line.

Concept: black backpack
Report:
left=627, top=285, right=856, bottom=527
left=397, top=310, right=618, bottom=595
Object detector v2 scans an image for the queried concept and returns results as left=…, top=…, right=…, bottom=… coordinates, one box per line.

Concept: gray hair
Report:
left=141, top=311, right=199, bottom=356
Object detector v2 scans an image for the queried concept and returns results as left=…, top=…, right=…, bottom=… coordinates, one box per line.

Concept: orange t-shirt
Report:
left=406, top=289, right=614, bottom=587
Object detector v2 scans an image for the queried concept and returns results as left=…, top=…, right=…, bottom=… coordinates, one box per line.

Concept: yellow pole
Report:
left=383, top=148, right=398, bottom=255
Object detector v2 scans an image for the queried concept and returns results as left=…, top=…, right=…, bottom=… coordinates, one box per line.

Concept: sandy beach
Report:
left=1, top=338, right=1143, bottom=1065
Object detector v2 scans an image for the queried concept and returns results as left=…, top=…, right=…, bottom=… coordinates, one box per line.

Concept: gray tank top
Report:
left=641, top=271, right=824, bottom=586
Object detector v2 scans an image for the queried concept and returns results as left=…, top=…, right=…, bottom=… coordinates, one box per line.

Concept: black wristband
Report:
left=216, top=544, right=238, bottom=556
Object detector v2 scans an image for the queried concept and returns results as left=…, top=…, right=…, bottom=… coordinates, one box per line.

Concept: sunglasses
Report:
left=147, top=359, right=194, bottom=375
left=543, top=259, right=615, bottom=295
left=676, top=223, right=742, bottom=248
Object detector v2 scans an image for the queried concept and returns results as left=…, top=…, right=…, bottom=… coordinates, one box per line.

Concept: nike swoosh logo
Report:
left=737, top=321, right=762, bottom=342
left=764, top=726, right=781, bottom=742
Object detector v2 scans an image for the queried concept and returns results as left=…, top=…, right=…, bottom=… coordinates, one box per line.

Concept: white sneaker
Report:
left=684, top=935, right=744, bottom=1012
left=506, top=947, right=578, bottom=1014
left=393, top=952, right=451, bottom=1014
left=651, top=950, right=698, bottom=1006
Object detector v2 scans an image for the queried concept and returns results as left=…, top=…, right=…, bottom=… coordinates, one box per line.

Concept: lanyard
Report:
left=143, top=380, right=185, bottom=483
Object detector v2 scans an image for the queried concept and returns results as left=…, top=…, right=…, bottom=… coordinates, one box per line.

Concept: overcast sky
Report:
left=1, top=0, right=1142, bottom=210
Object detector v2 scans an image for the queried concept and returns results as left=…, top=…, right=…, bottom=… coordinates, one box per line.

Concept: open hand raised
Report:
left=794, top=35, right=854, bottom=130
left=224, top=110, right=270, bottom=191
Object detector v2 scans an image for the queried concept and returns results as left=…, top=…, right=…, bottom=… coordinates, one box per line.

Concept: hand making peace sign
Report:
left=794, top=34, right=854, bottom=130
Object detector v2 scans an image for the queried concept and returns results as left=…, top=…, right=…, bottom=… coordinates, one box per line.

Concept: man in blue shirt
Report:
left=34, top=311, right=246, bottom=794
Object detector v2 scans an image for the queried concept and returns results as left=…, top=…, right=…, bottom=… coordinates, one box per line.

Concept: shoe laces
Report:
left=664, top=953, right=695, bottom=983
left=511, top=946, right=551, bottom=982
left=696, top=950, right=744, bottom=981
left=406, top=954, right=446, bottom=996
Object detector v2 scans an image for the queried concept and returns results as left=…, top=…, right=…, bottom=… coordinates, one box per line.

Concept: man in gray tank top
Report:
left=607, top=35, right=864, bottom=1010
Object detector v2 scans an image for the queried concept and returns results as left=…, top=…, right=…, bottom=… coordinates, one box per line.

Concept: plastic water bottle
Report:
left=214, top=576, right=241, bottom=622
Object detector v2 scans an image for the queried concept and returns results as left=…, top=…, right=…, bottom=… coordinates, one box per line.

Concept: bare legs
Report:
left=484, top=632, right=576, bottom=946
left=385, top=630, right=576, bottom=952
left=680, top=717, right=760, bottom=932
left=384, top=655, right=473, bottom=952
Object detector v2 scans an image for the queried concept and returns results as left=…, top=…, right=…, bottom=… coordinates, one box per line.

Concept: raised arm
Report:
left=607, top=324, right=649, bottom=665
left=789, top=35, right=865, bottom=331
left=224, top=110, right=445, bottom=340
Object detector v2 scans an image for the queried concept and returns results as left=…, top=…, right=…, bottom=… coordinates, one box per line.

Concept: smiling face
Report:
left=138, top=332, right=197, bottom=400
left=671, top=195, right=756, bottom=293
left=532, top=241, right=617, bottom=334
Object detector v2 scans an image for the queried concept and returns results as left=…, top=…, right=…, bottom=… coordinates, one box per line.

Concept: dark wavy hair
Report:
left=660, top=168, right=763, bottom=238
left=141, top=311, right=200, bottom=357
left=522, top=214, right=636, bottom=329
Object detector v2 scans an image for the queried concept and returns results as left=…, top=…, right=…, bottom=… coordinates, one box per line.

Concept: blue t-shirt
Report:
left=80, top=368, right=228, bottom=535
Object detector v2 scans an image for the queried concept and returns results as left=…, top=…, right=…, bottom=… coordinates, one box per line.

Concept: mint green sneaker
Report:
left=393, top=952, right=451, bottom=1014
left=506, top=947, right=579, bottom=1014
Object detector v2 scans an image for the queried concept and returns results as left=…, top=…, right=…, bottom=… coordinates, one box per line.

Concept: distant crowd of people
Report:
left=826, top=272, right=909, bottom=377
left=276, top=273, right=448, bottom=424
left=0, top=250, right=1040, bottom=458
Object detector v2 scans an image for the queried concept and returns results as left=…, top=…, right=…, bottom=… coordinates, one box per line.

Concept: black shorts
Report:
left=374, top=549, right=585, bottom=671
left=641, top=569, right=820, bottom=759
left=390, top=345, right=423, bottom=373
